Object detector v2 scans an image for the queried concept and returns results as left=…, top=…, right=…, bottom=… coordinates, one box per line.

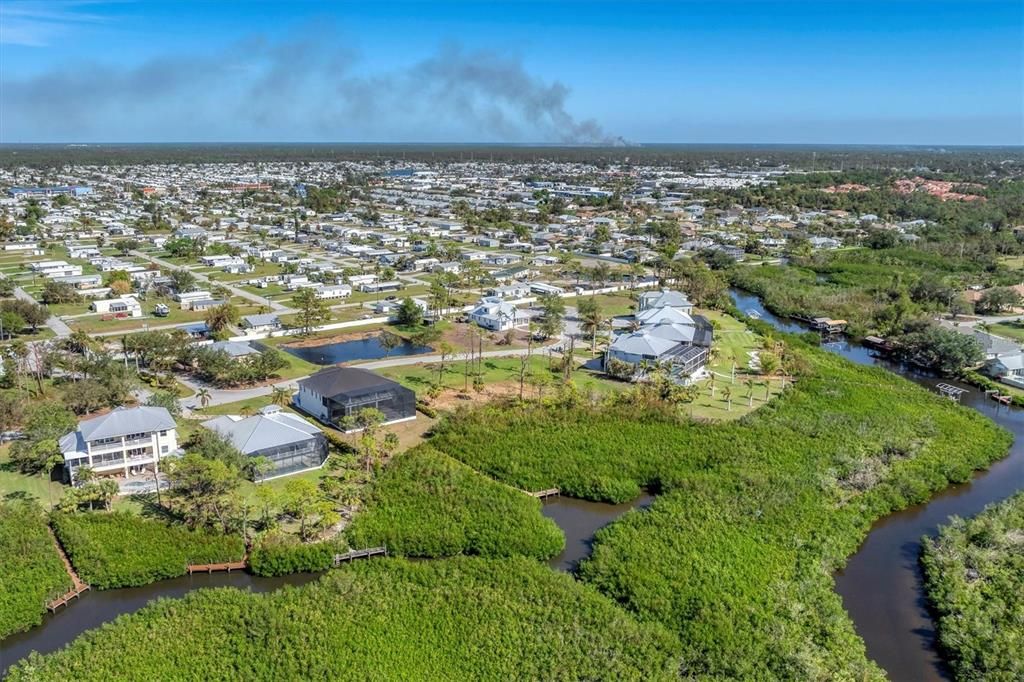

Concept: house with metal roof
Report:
left=59, top=406, right=178, bottom=483
left=605, top=289, right=712, bottom=381
left=241, top=313, right=282, bottom=333
left=208, top=340, right=262, bottom=359
left=468, top=296, right=527, bottom=331
left=638, top=289, right=694, bottom=313
left=202, top=406, right=327, bottom=479
left=294, top=366, right=416, bottom=430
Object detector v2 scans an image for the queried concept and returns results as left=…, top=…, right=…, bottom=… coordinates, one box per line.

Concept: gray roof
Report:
left=639, top=289, right=692, bottom=309
left=209, top=340, right=261, bottom=358
left=644, top=322, right=699, bottom=344
left=60, top=406, right=176, bottom=452
left=242, top=313, right=280, bottom=327
left=202, top=408, right=321, bottom=455
left=299, top=366, right=404, bottom=399
left=635, top=306, right=695, bottom=326
left=609, top=331, right=680, bottom=357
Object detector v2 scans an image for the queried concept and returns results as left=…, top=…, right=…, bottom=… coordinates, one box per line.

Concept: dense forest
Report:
left=921, top=492, right=1024, bottom=682
left=1, top=143, right=1020, bottom=174
left=346, top=444, right=564, bottom=559
left=6, top=557, right=680, bottom=681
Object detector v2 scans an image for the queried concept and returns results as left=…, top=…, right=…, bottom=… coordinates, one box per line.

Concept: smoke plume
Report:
left=2, top=34, right=616, bottom=143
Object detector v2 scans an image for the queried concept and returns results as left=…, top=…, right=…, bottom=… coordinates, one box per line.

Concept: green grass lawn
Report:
left=985, top=321, right=1024, bottom=343
left=193, top=394, right=285, bottom=416
left=585, top=293, right=637, bottom=317
left=0, top=444, right=66, bottom=509
left=68, top=301, right=262, bottom=334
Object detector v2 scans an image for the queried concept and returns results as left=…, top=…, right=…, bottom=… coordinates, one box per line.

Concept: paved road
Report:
left=179, top=338, right=566, bottom=411
left=130, top=250, right=295, bottom=314
left=15, top=286, right=72, bottom=337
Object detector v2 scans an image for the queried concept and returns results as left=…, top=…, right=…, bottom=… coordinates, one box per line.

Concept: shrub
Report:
left=921, top=493, right=1024, bottom=681
left=0, top=501, right=71, bottom=638
left=428, top=341, right=1011, bottom=679
left=6, top=557, right=681, bottom=681
left=248, top=534, right=345, bottom=577
left=347, top=445, right=564, bottom=559
left=51, top=512, right=244, bottom=589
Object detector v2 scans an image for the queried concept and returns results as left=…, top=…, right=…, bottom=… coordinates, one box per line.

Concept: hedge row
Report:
left=248, top=534, right=345, bottom=577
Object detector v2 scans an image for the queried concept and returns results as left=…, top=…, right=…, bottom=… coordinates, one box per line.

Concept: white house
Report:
left=468, top=297, right=527, bottom=331
left=638, top=289, right=694, bottom=314
left=59, top=406, right=179, bottom=483
left=315, top=284, right=353, bottom=300
left=91, top=295, right=143, bottom=317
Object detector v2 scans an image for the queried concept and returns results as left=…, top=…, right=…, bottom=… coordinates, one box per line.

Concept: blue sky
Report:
left=1, top=1, right=1021, bottom=144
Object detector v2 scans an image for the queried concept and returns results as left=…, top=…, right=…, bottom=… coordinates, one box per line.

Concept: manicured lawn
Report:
left=68, top=301, right=262, bottom=334
left=193, top=395, right=290, bottom=416
left=585, top=293, right=637, bottom=317
left=985, top=321, right=1024, bottom=343
left=0, top=444, right=66, bottom=509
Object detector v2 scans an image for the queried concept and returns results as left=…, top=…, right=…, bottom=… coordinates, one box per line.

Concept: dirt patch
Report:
left=422, top=381, right=534, bottom=411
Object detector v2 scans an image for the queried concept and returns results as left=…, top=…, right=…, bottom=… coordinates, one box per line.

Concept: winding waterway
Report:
left=3, top=293, right=1021, bottom=679
left=0, top=495, right=642, bottom=674
left=732, top=288, right=1024, bottom=681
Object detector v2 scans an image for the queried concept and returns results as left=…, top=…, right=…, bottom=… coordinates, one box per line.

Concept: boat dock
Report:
left=186, top=558, right=248, bottom=574
left=333, top=546, right=388, bottom=566
left=46, top=528, right=90, bottom=612
left=528, top=488, right=561, bottom=499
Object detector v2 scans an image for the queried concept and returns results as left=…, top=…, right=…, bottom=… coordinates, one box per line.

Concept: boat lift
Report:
left=935, top=383, right=967, bottom=402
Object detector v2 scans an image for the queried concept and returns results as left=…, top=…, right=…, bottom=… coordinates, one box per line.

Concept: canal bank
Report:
left=732, top=288, right=1024, bottom=682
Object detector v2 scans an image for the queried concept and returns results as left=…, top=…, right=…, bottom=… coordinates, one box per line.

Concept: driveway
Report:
left=16, top=286, right=72, bottom=337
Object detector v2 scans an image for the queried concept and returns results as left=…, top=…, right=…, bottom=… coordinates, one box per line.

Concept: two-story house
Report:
left=58, top=406, right=178, bottom=483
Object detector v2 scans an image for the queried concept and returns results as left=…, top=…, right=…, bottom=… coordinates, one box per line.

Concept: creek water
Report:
left=731, top=288, right=1024, bottom=681
left=0, top=571, right=321, bottom=673
left=4, top=292, right=1020, bottom=680
left=541, top=494, right=654, bottom=572
left=0, top=499, right=649, bottom=673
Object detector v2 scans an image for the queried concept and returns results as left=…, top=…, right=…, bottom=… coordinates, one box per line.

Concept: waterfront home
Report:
left=983, top=352, right=1024, bottom=389
left=59, top=406, right=178, bottom=483
left=638, top=289, right=694, bottom=314
left=202, top=405, right=327, bottom=479
left=294, top=367, right=416, bottom=430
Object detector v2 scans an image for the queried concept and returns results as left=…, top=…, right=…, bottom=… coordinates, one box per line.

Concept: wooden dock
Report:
left=333, top=546, right=387, bottom=566
left=529, top=488, right=561, bottom=499
left=46, top=527, right=90, bottom=612
left=187, top=558, right=248, bottom=574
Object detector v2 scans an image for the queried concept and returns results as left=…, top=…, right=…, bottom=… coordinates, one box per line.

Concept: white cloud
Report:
left=0, top=1, right=110, bottom=47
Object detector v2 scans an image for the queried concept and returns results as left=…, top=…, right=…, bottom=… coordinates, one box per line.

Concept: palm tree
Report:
left=745, top=378, right=756, bottom=407
left=270, top=386, right=291, bottom=408
left=197, top=388, right=211, bottom=410
left=722, top=386, right=732, bottom=412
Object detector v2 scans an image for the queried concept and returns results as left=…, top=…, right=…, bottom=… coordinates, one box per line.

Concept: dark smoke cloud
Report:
left=1, top=34, right=617, bottom=143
